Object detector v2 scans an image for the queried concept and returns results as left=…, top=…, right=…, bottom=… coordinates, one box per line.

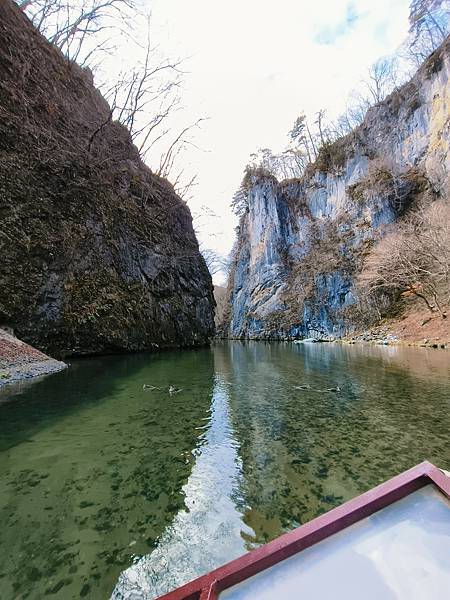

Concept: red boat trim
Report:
left=156, top=461, right=450, bottom=600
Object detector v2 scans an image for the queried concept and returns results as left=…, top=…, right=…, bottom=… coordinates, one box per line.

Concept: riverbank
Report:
left=218, top=304, right=450, bottom=349
left=346, top=305, right=450, bottom=349
left=0, top=329, right=66, bottom=387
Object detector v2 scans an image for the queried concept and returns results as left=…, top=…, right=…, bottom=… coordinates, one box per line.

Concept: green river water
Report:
left=0, top=341, right=449, bottom=599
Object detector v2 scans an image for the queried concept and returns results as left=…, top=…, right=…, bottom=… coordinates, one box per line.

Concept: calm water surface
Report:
left=0, top=342, right=449, bottom=599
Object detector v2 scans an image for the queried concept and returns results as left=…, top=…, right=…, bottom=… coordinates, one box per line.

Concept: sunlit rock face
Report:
left=229, top=39, right=450, bottom=340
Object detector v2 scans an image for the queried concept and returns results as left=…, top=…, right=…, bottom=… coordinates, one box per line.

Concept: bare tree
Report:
left=363, top=57, right=398, bottom=105
left=156, top=118, right=206, bottom=182
left=18, top=1, right=206, bottom=198
left=358, top=201, right=450, bottom=317
left=193, top=209, right=230, bottom=277
left=100, top=17, right=208, bottom=194
left=315, top=109, right=329, bottom=147
left=17, top=0, right=136, bottom=66
left=281, top=148, right=308, bottom=178
left=103, top=17, right=183, bottom=147
left=241, top=109, right=341, bottom=185
left=199, top=247, right=230, bottom=277
left=408, top=0, right=450, bottom=64
left=230, top=186, right=249, bottom=216
left=226, top=5, right=447, bottom=204
left=289, top=113, right=317, bottom=163
left=253, top=54, right=398, bottom=185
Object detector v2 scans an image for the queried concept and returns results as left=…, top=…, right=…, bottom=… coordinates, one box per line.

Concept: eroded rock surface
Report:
left=0, top=1, right=214, bottom=356
left=228, top=39, right=450, bottom=340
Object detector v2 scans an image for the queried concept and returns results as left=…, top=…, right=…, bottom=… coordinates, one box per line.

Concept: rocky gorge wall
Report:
left=228, top=39, right=450, bottom=340
left=0, top=1, right=214, bottom=357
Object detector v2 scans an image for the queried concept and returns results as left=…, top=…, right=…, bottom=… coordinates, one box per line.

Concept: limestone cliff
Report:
left=0, top=1, right=214, bottom=356
left=228, top=40, right=449, bottom=340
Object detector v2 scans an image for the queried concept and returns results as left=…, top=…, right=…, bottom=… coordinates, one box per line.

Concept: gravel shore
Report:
left=0, top=329, right=66, bottom=387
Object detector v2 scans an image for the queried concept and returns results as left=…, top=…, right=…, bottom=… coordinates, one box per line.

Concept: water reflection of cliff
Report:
left=112, top=341, right=450, bottom=599
left=213, top=342, right=450, bottom=548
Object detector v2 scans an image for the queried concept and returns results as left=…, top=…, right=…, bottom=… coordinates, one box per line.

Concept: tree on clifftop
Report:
left=16, top=0, right=205, bottom=197
left=408, top=0, right=450, bottom=63
left=17, top=0, right=136, bottom=65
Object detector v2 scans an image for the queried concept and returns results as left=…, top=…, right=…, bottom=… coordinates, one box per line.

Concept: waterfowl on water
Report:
left=142, top=384, right=161, bottom=390
left=168, top=386, right=183, bottom=395
left=294, top=384, right=341, bottom=393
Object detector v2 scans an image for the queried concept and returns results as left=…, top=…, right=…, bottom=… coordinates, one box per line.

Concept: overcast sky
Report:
left=137, top=0, right=411, bottom=284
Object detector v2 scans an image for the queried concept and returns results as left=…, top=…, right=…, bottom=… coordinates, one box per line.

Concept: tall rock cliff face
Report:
left=0, top=1, right=214, bottom=356
left=228, top=40, right=450, bottom=340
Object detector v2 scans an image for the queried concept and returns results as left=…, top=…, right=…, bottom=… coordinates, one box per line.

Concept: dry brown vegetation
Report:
left=357, top=200, right=450, bottom=319
left=305, top=136, right=351, bottom=177
left=346, top=163, right=429, bottom=214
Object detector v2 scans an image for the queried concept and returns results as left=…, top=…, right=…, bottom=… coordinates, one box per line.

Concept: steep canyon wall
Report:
left=228, top=40, right=449, bottom=340
left=0, top=1, right=215, bottom=356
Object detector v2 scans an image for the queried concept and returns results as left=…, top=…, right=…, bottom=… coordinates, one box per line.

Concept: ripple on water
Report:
left=0, top=343, right=448, bottom=599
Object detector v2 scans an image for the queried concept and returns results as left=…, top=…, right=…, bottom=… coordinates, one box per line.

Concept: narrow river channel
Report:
left=0, top=342, right=449, bottom=599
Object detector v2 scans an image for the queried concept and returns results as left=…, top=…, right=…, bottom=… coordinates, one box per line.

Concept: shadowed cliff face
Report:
left=0, top=1, right=214, bottom=356
left=228, top=39, right=450, bottom=340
